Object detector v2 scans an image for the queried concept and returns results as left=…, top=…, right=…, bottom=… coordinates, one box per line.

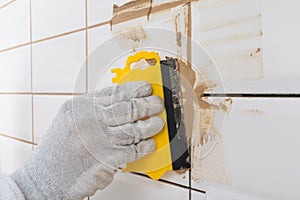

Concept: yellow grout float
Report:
left=111, top=51, right=190, bottom=180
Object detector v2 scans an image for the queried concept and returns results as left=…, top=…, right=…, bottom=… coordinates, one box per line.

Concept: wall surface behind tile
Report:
left=1, top=0, right=300, bottom=200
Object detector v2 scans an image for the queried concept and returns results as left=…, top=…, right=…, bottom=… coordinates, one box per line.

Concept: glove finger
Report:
left=93, top=81, right=152, bottom=106
left=117, top=139, right=156, bottom=165
left=107, top=116, right=165, bottom=145
left=99, top=95, right=164, bottom=126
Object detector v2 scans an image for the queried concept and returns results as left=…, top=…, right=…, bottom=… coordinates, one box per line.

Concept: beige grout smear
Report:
left=0, top=0, right=16, bottom=10
left=178, top=58, right=232, bottom=185
left=105, top=0, right=262, bottom=186
left=190, top=0, right=263, bottom=186
left=192, top=0, right=263, bottom=83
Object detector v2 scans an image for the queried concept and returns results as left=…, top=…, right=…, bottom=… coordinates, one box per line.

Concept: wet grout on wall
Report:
left=0, top=0, right=265, bottom=199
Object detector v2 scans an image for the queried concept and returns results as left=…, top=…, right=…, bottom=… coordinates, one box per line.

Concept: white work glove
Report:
left=11, top=81, right=165, bottom=200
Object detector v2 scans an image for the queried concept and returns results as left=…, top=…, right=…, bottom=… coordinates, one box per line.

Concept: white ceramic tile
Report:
left=0, top=136, right=32, bottom=174
left=88, top=25, right=113, bottom=55
left=88, top=6, right=189, bottom=92
left=0, top=0, right=30, bottom=50
left=0, top=46, right=31, bottom=92
left=192, top=98, right=300, bottom=200
left=33, top=95, right=72, bottom=143
left=32, top=31, right=86, bottom=93
left=192, top=0, right=300, bottom=93
left=0, top=95, right=32, bottom=141
left=191, top=0, right=263, bottom=94
left=31, top=0, right=85, bottom=41
left=204, top=186, right=273, bottom=200
left=87, top=25, right=115, bottom=92
left=90, top=172, right=189, bottom=200
left=192, top=191, right=206, bottom=200
left=259, top=0, right=300, bottom=93
left=88, top=0, right=128, bottom=26
left=160, top=171, right=189, bottom=187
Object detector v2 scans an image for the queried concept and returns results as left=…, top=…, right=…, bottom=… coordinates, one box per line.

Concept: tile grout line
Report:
left=203, top=93, right=300, bottom=98
left=187, top=2, right=192, bottom=199
left=0, top=22, right=108, bottom=54
left=29, top=0, right=34, bottom=151
left=85, top=1, right=89, bottom=198
left=0, top=92, right=85, bottom=95
left=124, top=172, right=206, bottom=195
left=0, top=133, right=37, bottom=146
left=0, top=0, right=16, bottom=10
left=0, top=22, right=109, bottom=54
left=88, top=21, right=110, bottom=30
left=32, top=28, right=86, bottom=44
left=85, top=0, right=88, bottom=93
left=0, top=0, right=194, bottom=54
left=0, top=42, right=31, bottom=54
left=132, top=172, right=190, bottom=190
left=1, top=92, right=300, bottom=98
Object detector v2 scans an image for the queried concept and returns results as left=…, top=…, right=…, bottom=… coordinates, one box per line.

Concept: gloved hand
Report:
left=11, top=81, right=165, bottom=200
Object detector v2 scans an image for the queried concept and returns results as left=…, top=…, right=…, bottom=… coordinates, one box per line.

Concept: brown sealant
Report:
left=176, top=59, right=231, bottom=145
left=114, top=27, right=147, bottom=51
left=110, top=0, right=196, bottom=26
left=176, top=58, right=231, bottom=185
left=255, top=47, right=261, bottom=53
left=147, top=0, right=153, bottom=20
left=175, top=14, right=182, bottom=47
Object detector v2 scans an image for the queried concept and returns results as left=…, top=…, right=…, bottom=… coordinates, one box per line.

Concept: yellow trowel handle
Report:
left=112, top=51, right=161, bottom=83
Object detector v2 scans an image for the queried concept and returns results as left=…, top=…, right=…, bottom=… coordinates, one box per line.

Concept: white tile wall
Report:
left=0, top=136, right=32, bottom=174
left=260, top=0, right=300, bottom=93
left=0, top=95, right=32, bottom=141
left=88, top=25, right=112, bottom=54
left=33, top=95, right=71, bottom=143
left=0, top=0, right=13, bottom=8
left=191, top=0, right=300, bottom=94
left=0, top=0, right=30, bottom=50
left=87, top=24, right=117, bottom=92
left=87, top=0, right=128, bottom=26
left=90, top=172, right=189, bottom=200
left=160, top=171, right=189, bottom=187
left=191, top=0, right=263, bottom=94
left=191, top=191, right=206, bottom=200
left=3, top=0, right=300, bottom=200
left=31, top=0, right=85, bottom=41
left=192, top=98, right=300, bottom=200
left=0, top=45, right=31, bottom=92
left=32, top=31, right=86, bottom=93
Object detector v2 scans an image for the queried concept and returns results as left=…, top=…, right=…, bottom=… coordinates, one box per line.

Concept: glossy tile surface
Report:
left=0, top=136, right=32, bottom=174
left=191, top=191, right=206, bottom=200
left=0, top=95, right=32, bottom=141
left=0, top=0, right=30, bottom=50
left=31, top=0, right=85, bottom=41
left=33, top=95, right=71, bottom=143
left=88, top=0, right=128, bottom=26
left=32, top=31, right=86, bottom=93
left=0, top=46, right=31, bottom=92
left=192, top=97, right=300, bottom=200
left=90, top=172, right=189, bottom=200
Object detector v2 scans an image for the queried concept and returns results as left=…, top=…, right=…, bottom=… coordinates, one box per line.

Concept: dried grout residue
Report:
left=193, top=0, right=264, bottom=81
left=107, top=0, right=238, bottom=185
left=0, top=0, right=16, bottom=10
left=176, top=59, right=232, bottom=184
left=116, top=27, right=148, bottom=51
left=110, top=0, right=195, bottom=26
